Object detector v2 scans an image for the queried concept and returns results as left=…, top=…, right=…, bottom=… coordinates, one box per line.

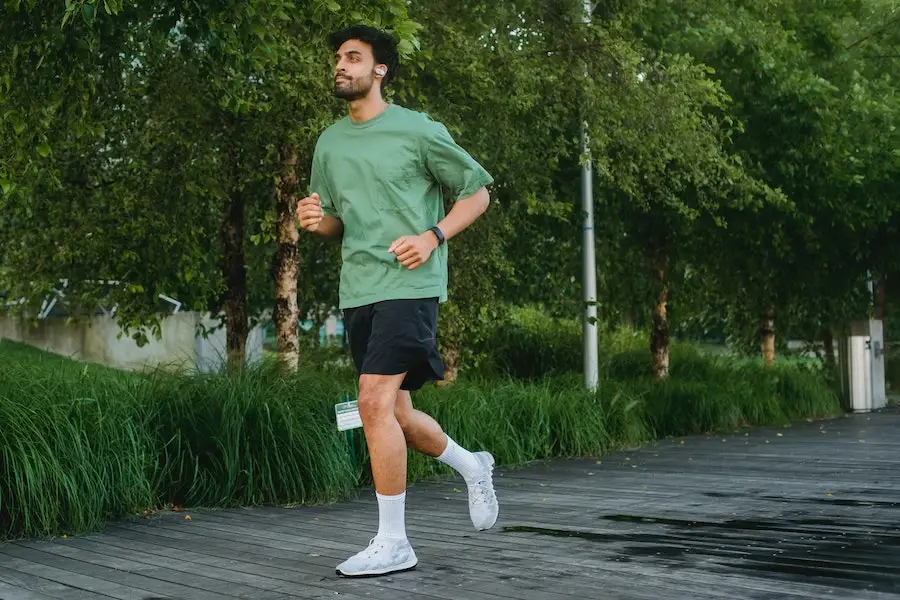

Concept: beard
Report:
left=332, top=73, right=374, bottom=101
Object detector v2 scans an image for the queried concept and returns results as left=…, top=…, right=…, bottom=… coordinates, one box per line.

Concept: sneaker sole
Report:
left=336, top=557, right=418, bottom=578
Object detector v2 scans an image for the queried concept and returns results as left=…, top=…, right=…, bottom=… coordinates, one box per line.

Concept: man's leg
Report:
left=393, top=389, right=447, bottom=457
left=335, top=373, right=418, bottom=577
left=394, top=389, right=499, bottom=530
left=359, top=374, right=408, bottom=494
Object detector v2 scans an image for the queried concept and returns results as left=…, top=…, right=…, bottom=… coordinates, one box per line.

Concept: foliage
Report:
left=634, top=0, right=900, bottom=347
left=0, top=0, right=419, bottom=348
left=0, top=339, right=840, bottom=539
left=1, top=0, right=897, bottom=378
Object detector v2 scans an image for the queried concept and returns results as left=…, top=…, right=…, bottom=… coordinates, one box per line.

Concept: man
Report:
left=295, top=25, right=499, bottom=578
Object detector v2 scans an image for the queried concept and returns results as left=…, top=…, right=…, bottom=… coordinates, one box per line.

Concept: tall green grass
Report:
left=0, top=337, right=841, bottom=541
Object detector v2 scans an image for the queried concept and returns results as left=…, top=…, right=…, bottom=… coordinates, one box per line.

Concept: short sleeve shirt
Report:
left=310, top=104, right=494, bottom=309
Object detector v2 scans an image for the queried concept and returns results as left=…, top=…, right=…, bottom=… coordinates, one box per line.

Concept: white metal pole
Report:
left=582, top=0, right=599, bottom=391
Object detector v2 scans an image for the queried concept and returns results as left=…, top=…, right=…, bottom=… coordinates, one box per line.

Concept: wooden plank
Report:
left=43, top=534, right=439, bottom=600
left=0, top=554, right=157, bottom=600
left=0, top=546, right=281, bottom=600
left=0, top=566, right=110, bottom=600
left=0, top=408, right=898, bottom=599
left=0, top=579, right=61, bottom=600
left=105, top=520, right=725, bottom=600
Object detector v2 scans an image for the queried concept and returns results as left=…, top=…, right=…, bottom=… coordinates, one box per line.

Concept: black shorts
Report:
left=343, top=298, right=445, bottom=391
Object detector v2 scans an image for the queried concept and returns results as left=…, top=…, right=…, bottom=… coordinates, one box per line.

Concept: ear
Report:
left=374, top=65, right=387, bottom=77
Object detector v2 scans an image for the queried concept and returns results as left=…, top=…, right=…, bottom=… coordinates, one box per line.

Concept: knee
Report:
left=357, top=383, right=395, bottom=424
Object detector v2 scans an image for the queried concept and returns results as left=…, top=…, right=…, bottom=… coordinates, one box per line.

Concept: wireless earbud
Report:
left=375, top=67, right=386, bottom=76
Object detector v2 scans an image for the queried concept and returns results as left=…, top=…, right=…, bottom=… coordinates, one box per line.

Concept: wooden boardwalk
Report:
left=1, top=407, right=898, bottom=600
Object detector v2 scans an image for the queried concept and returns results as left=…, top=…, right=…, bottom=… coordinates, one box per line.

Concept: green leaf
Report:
left=37, top=143, right=51, bottom=157
left=0, top=179, right=12, bottom=195
left=82, top=2, right=95, bottom=24
left=398, top=39, right=415, bottom=57
left=325, top=0, right=340, bottom=12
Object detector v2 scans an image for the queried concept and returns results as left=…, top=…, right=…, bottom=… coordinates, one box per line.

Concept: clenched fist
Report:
left=389, top=233, right=439, bottom=270
left=296, top=193, right=324, bottom=232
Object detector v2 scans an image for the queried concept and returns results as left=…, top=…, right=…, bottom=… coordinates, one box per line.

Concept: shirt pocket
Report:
left=377, top=164, right=424, bottom=217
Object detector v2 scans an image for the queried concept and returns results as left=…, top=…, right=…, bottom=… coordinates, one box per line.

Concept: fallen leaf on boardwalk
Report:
left=826, top=493, right=833, bottom=497
left=587, top=473, right=594, bottom=476
left=185, top=515, right=191, bottom=520
left=680, top=440, right=685, bottom=445
left=596, top=460, right=602, bottom=464
left=543, top=498, right=548, bottom=502
left=454, top=488, right=463, bottom=493
left=777, top=433, right=783, bottom=437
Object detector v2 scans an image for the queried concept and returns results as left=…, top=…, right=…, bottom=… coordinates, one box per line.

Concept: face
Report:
left=332, top=39, right=385, bottom=101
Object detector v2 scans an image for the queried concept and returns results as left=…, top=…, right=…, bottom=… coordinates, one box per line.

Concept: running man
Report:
left=295, top=25, right=500, bottom=578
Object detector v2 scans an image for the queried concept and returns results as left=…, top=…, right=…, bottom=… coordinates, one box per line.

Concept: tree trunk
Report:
left=650, top=267, right=669, bottom=379
left=222, top=190, right=248, bottom=374
left=274, top=145, right=300, bottom=372
left=437, top=344, right=460, bottom=387
left=760, top=309, right=775, bottom=366
left=822, top=326, right=835, bottom=367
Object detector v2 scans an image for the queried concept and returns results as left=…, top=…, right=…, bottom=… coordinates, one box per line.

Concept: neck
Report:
left=348, top=93, right=389, bottom=123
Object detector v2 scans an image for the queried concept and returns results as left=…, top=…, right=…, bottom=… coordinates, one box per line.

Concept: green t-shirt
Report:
left=310, top=104, right=494, bottom=309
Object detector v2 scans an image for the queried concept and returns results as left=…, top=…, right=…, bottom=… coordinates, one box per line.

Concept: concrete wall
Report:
left=0, top=312, right=263, bottom=373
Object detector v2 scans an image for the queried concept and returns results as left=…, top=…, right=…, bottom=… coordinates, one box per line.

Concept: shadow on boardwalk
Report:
left=1, top=408, right=898, bottom=600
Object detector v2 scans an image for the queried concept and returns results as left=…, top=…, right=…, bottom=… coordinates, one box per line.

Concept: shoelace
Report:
left=357, top=538, right=384, bottom=558
left=469, top=476, right=495, bottom=505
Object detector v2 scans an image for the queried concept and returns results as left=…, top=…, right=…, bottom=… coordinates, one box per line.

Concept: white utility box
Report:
left=838, top=319, right=887, bottom=412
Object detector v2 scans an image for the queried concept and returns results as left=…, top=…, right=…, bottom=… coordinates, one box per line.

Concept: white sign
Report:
left=335, top=400, right=362, bottom=431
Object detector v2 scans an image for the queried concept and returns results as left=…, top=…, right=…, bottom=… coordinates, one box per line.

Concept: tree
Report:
left=1, top=0, right=419, bottom=373
left=635, top=0, right=900, bottom=363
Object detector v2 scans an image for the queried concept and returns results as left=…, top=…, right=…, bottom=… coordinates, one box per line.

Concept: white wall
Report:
left=0, top=312, right=263, bottom=373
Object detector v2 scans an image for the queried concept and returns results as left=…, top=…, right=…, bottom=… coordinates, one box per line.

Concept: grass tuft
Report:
left=0, top=337, right=841, bottom=540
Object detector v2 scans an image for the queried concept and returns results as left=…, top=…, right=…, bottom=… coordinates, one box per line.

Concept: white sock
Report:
left=376, top=491, right=407, bottom=540
left=437, top=435, right=483, bottom=483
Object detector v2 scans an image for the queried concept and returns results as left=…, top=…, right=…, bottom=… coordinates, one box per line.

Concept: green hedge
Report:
left=0, top=339, right=840, bottom=540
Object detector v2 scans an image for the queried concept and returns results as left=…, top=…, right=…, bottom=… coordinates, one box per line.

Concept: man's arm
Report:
left=313, top=215, right=344, bottom=240
left=390, top=122, right=494, bottom=269
left=430, top=185, right=490, bottom=244
left=296, top=193, right=344, bottom=241
left=303, top=143, right=343, bottom=240
left=388, top=186, right=490, bottom=269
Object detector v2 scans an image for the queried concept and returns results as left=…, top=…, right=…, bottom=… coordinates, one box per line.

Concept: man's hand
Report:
left=388, top=233, right=439, bottom=270
left=296, top=193, right=324, bottom=232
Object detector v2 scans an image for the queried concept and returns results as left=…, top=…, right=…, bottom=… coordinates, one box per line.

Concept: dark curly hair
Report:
left=327, top=25, right=400, bottom=88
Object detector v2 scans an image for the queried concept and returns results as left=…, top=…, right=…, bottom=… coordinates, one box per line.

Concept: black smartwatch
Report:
left=428, top=226, right=445, bottom=247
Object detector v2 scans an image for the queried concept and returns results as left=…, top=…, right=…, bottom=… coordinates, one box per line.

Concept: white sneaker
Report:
left=467, top=451, right=499, bottom=530
left=335, top=536, right=418, bottom=578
